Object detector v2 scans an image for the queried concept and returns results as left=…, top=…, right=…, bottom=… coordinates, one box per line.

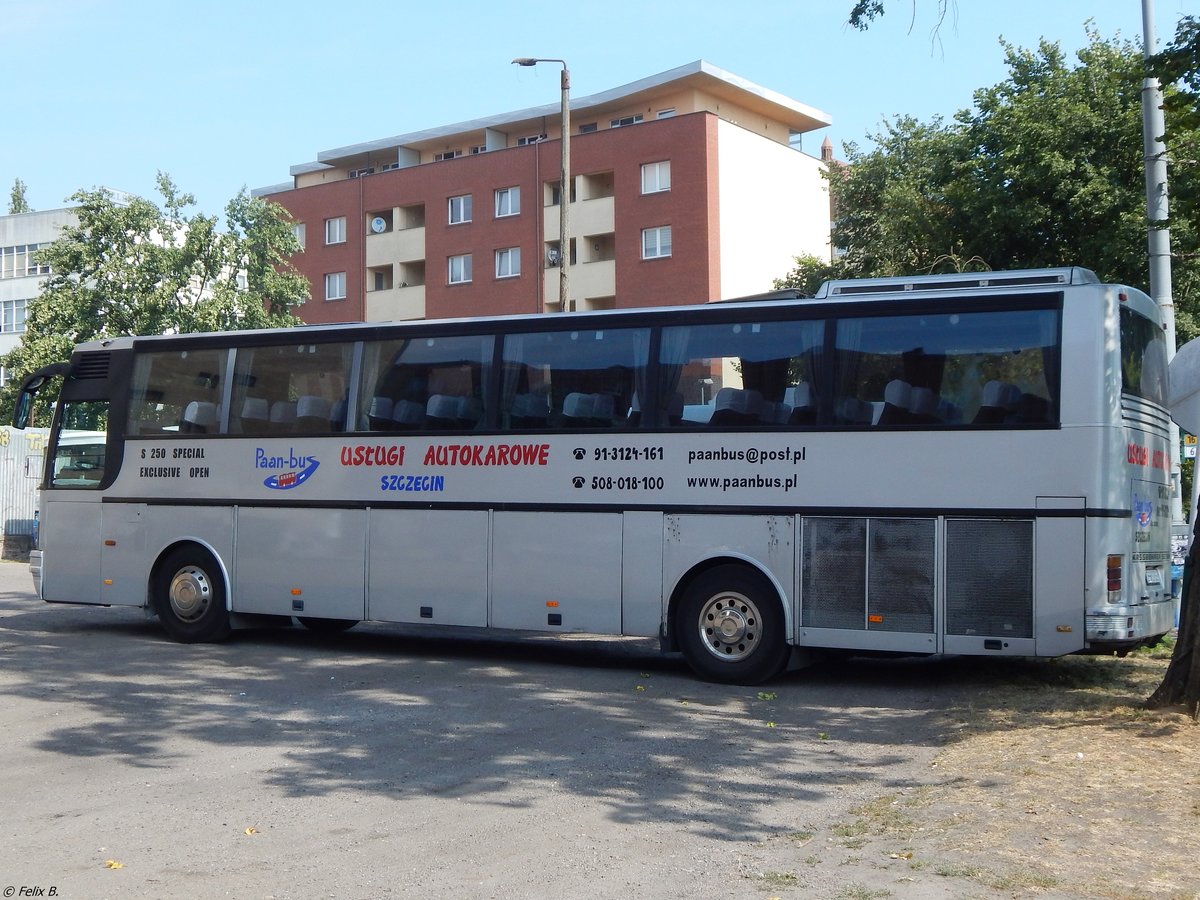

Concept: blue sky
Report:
left=2, top=0, right=1194, bottom=217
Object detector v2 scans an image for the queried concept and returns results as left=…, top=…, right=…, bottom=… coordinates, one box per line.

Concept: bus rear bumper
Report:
left=1085, top=598, right=1176, bottom=649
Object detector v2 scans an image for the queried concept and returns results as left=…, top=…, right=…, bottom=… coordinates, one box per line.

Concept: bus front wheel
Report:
left=152, top=546, right=231, bottom=643
left=677, top=565, right=788, bottom=684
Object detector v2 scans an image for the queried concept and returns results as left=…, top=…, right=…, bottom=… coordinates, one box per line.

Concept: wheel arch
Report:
left=148, top=538, right=233, bottom=613
left=664, top=553, right=791, bottom=652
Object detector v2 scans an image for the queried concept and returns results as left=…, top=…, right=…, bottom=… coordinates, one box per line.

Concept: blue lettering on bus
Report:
left=255, top=447, right=320, bottom=490
left=380, top=474, right=446, bottom=493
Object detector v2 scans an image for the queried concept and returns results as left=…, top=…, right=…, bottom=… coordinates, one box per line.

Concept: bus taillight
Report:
left=1107, top=555, right=1124, bottom=600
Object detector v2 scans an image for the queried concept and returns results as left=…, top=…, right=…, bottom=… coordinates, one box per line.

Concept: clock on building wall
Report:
left=371, top=217, right=387, bottom=234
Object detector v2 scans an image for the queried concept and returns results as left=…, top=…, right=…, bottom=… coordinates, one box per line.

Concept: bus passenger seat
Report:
left=181, top=401, right=218, bottom=433
left=295, top=395, right=331, bottom=432
left=937, top=399, right=963, bottom=425
left=878, top=380, right=913, bottom=425
left=590, top=394, right=615, bottom=426
left=391, top=399, right=425, bottom=429
left=562, top=392, right=594, bottom=427
left=426, top=394, right=463, bottom=429
left=836, top=397, right=872, bottom=426
left=238, top=397, right=269, bottom=433
left=786, top=384, right=817, bottom=425
left=907, top=387, right=939, bottom=424
left=973, top=381, right=1021, bottom=424
left=458, top=396, right=483, bottom=428
left=269, top=401, right=296, bottom=433
left=757, top=401, right=785, bottom=425
left=329, top=398, right=347, bottom=431
left=366, top=397, right=394, bottom=430
left=510, top=393, right=549, bottom=427
left=710, top=388, right=762, bottom=425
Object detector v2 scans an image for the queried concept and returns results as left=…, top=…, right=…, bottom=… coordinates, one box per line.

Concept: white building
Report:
left=0, top=207, right=78, bottom=382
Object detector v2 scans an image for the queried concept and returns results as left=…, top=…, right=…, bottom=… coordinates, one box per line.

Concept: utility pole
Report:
left=513, top=57, right=571, bottom=312
left=1141, top=0, right=1183, bottom=523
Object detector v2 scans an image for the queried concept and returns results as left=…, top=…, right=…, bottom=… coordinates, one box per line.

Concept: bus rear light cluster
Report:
left=1107, top=555, right=1124, bottom=601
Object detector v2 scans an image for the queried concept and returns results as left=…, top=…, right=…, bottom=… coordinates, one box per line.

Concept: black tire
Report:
left=152, top=546, right=231, bottom=643
left=297, top=617, right=358, bottom=634
left=676, top=564, right=788, bottom=684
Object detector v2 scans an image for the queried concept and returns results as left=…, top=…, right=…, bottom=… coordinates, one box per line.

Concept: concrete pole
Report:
left=1141, top=0, right=1184, bottom=524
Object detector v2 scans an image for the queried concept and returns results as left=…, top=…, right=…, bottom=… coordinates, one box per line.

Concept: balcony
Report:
left=365, top=284, right=426, bottom=322
left=543, top=259, right=615, bottom=309
left=366, top=225, right=425, bottom=267
left=543, top=195, right=614, bottom=243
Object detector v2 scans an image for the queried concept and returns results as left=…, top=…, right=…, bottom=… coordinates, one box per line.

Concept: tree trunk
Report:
left=1146, top=519, right=1200, bottom=718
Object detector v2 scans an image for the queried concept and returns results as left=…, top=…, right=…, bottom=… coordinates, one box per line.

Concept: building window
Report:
left=656, top=108, right=676, bottom=119
left=610, top=114, right=643, bottom=128
left=325, top=217, right=346, bottom=245
left=495, top=187, right=520, bottom=218
left=642, top=226, right=672, bottom=260
left=641, top=161, right=671, bottom=194
left=517, top=134, right=546, bottom=146
left=578, top=123, right=598, bottom=134
left=449, top=254, right=473, bottom=284
left=2, top=298, right=27, bottom=333
left=448, top=195, right=473, bottom=225
left=434, top=149, right=463, bottom=161
left=324, top=272, right=347, bottom=301
left=495, top=247, right=521, bottom=279
left=0, top=244, right=50, bottom=279
left=348, top=167, right=374, bottom=178
left=292, top=223, right=306, bottom=250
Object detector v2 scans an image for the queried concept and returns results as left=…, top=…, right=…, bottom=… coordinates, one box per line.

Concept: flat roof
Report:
left=285, top=60, right=832, bottom=178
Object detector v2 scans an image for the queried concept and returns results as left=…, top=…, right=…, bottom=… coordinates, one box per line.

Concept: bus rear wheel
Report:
left=152, top=546, right=230, bottom=643
left=677, top=565, right=788, bottom=684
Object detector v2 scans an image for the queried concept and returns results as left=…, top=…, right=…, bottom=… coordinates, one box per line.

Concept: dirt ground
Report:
left=754, top=649, right=1200, bottom=899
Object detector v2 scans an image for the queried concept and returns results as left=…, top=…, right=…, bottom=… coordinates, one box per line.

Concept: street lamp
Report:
left=513, top=57, right=570, bottom=312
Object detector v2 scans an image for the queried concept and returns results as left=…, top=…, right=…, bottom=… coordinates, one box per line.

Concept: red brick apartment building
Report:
left=255, top=61, right=833, bottom=323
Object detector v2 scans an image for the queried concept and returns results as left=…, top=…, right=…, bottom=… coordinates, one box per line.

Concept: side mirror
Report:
left=11, top=363, right=70, bottom=429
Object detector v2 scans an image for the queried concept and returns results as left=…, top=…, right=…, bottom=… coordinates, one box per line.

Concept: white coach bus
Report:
left=11, top=267, right=1175, bottom=683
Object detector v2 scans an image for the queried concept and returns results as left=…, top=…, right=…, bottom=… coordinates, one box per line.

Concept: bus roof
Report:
left=68, top=267, right=1123, bottom=357
left=813, top=267, right=1100, bottom=299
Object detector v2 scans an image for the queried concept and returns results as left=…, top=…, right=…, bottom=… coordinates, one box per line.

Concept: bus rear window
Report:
left=1120, top=306, right=1168, bottom=406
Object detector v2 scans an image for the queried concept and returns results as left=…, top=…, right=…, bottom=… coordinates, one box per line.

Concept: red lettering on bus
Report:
left=340, top=444, right=405, bottom=466
left=421, top=443, right=550, bottom=467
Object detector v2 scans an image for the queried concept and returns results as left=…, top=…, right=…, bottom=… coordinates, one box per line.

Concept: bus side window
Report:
left=832, top=309, right=1060, bottom=428
left=358, top=335, right=492, bottom=433
left=499, top=328, right=649, bottom=430
left=51, top=400, right=109, bottom=489
left=231, top=343, right=354, bottom=435
left=660, top=320, right=824, bottom=428
left=127, top=348, right=228, bottom=436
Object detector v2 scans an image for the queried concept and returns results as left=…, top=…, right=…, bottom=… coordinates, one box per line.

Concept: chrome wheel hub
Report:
left=697, top=591, right=760, bottom=662
left=169, top=566, right=211, bottom=622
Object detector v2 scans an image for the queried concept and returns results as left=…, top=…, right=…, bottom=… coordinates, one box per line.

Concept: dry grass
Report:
left=912, top=647, right=1200, bottom=898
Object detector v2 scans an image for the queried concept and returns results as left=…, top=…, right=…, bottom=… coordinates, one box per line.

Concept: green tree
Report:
left=1147, top=15, right=1200, bottom=718
left=796, top=29, right=1200, bottom=341
left=1, top=173, right=307, bottom=418
left=8, top=178, right=31, bottom=214
left=772, top=253, right=851, bottom=296
left=848, top=1, right=953, bottom=33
